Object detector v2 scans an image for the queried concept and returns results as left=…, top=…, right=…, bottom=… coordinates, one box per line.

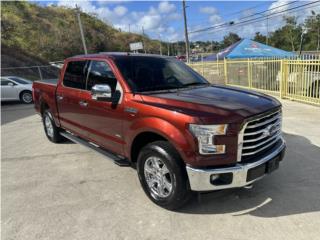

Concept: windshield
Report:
left=114, top=56, right=209, bottom=92
left=8, top=77, right=32, bottom=84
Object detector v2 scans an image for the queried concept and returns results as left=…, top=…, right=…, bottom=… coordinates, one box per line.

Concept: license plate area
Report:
left=246, top=156, right=279, bottom=182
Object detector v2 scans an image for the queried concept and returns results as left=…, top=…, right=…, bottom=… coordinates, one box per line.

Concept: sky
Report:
left=34, top=1, right=320, bottom=42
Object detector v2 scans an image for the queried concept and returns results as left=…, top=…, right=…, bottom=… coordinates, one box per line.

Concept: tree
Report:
left=222, top=32, right=241, bottom=48
left=303, top=12, right=320, bottom=51
left=269, top=16, right=302, bottom=52
left=253, top=32, right=267, bottom=45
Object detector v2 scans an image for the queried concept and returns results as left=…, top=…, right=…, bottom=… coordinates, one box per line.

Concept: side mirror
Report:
left=91, top=84, right=112, bottom=101
left=8, top=82, right=14, bottom=87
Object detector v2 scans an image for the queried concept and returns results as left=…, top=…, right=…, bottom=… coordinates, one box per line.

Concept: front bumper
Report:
left=186, top=137, right=286, bottom=191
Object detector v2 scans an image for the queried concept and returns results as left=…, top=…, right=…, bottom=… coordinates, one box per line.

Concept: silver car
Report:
left=1, top=76, right=33, bottom=104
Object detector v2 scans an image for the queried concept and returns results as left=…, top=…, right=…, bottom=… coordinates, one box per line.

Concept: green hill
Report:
left=1, top=1, right=165, bottom=66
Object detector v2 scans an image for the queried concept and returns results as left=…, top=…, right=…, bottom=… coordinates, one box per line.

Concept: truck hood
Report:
left=140, top=85, right=280, bottom=123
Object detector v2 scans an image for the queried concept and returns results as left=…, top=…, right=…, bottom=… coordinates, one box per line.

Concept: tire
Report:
left=20, top=90, right=33, bottom=104
left=42, top=109, right=64, bottom=143
left=137, top=141, right=191, bottom=210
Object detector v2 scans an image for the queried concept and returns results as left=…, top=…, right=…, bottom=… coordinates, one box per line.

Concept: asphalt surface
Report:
left=2, top=100, right=320, bottom=240
left=1, top=101, right=35, bottom=125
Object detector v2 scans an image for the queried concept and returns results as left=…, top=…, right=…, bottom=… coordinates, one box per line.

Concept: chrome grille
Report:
left=238, top=109, right=282, bottom=162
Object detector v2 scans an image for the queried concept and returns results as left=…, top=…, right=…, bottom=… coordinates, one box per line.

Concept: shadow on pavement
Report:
left=1, top=101, right=35, bottom=125
left=179, top=132, right=320, bottom=217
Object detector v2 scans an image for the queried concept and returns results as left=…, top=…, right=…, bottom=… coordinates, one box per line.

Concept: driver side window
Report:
left=86, top=61, right=117, bottom=92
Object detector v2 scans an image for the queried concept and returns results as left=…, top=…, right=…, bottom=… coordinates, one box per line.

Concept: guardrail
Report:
left=189, top=56, right=320, bottom=106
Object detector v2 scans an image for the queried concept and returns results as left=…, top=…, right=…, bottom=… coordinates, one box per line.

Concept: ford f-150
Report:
left=33, top=53, right=286, bottom=210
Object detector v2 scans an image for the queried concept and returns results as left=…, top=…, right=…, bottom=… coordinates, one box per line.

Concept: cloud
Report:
left=114, top=6, right=127, bottom=16
left=56, top=1, right=182, bottom=42
left=139, top=15, right=162, bottom=30
left=199, top=6, right=218, bottom=15
left=158, top=1, right=176, bottom=14
left=209, top=15, right=222, bottom=25
left=167, top=12, right=181, bottom=21
left=268, top=0, right=291, bottom=14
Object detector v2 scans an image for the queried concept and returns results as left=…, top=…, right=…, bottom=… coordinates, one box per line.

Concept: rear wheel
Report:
left=137, top=141, right=191, bottom=210
left=43, top=109, right=64, bottom=143
left=20, top=91, right=33, bottom=104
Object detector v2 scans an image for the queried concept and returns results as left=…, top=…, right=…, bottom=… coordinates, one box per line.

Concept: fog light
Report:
left=210, top=174, right=219, bottom=182
left=211, top=173, right=233, bottom=185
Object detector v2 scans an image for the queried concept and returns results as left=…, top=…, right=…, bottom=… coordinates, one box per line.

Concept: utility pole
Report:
left=317, top=26, right=320, bottom=51
left=128, top=24, right=131, bottom=33
left=142, top=26, right=146, bottom=53
left=266, top=15, right=269, bottom=45
left=182, top=0, right=190, bottom=62
left=76, top=4, right=87, bottom=54
left=159, top=34, right=162, bottom=55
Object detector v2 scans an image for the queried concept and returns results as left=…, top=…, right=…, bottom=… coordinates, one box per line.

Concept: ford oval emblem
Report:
left=262, top=125, right=277, bottom=137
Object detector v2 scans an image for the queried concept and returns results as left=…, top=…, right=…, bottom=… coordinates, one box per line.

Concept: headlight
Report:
left=189, top=124, right=227, bottom=155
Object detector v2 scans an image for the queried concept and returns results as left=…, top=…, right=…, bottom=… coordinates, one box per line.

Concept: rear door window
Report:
left=63, top=61, right=88, bottom=89
left=86, top=61, right=117, bottom=92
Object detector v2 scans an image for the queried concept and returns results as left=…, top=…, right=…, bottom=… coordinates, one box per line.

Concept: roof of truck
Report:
left=69, top=52, right=172, bottom=60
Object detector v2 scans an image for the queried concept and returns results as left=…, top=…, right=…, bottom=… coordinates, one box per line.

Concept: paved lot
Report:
left=1, top=101, right=35, bottom=125
left=2, top=100, right=320, bottom=240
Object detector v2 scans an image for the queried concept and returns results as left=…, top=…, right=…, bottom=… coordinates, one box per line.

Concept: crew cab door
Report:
left=77, top=60, right=125, bottom=155
left=56, top=60, right=90, bottom=138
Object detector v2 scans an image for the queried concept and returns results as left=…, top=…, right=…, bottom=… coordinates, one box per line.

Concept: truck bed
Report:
left=32, top=79, right=59, bottom=124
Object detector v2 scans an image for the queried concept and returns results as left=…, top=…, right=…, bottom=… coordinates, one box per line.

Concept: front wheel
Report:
left=137, top=141, right=191, bottom=210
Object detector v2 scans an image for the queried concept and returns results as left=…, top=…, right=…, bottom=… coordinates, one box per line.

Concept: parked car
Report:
left=276, top=67, right=320, bottom=98
left=1, top=76, right=33, bottom=103
left=176, top=55, right=186, bottom=62
left=33, top=53, right=286, bottom=210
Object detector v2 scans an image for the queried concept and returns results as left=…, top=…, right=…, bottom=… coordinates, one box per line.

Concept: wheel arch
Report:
left=130, top=131, right=167, bottom=164
left=128, top=118, right=191, bottom=164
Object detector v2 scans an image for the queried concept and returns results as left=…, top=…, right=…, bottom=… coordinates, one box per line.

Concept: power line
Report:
left=190, top=3, right=320, bottom=41
left=189, top=1, right=317, bottom=34
left=188, top=1, right=269, bottom=28
left=189, top=1, right=298, bottom=34
left=236, top=1, right=298, bottom=21
left=205, top=3, right=320, bottom=35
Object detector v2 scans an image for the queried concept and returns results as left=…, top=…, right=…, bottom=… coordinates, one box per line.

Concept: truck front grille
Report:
left=239, top=109, right=282, bottom=162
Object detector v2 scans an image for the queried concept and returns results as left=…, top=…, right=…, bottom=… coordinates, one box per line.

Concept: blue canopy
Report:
left=203, top=38, right=295, bottom=61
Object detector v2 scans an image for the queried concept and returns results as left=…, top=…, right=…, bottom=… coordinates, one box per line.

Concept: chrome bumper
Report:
left=186, top=138, right=286, bottom=191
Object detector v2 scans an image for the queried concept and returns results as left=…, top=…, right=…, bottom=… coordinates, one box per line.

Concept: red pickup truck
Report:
left=33, top=53, right=286, bottom=210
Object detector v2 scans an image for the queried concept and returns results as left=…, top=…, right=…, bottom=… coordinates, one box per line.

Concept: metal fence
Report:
left=1, top=63, right=63, bottom=82
left=189, top=56, right=320, bottom=106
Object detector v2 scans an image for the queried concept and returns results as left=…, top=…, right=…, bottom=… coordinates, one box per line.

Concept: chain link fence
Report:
left=1, top=62, right=63, bottom=82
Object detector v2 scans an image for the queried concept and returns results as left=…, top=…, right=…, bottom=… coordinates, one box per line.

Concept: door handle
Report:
left=79, top=100, right=88, bottom=107
left=57, top=95, right=63, bottom=101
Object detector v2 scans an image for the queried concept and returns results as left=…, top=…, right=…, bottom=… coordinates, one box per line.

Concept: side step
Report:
left=60, top=131, right=131, bottom=167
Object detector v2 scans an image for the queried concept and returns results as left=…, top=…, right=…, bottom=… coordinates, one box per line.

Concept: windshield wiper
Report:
left=182, top=82, right=210, bottom=88
left=136, top=85, right=181, bottom=94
